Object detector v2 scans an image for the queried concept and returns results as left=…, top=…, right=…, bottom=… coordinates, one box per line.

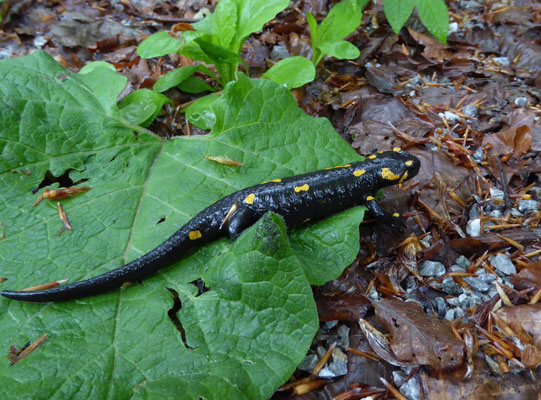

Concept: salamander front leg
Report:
left=363, top=195, right=405, bottom=232
left=227, top=207, right=257, bottom=239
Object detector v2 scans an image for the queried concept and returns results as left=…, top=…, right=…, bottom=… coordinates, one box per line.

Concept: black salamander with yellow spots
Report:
left=1, top=149, right=420, bottom=302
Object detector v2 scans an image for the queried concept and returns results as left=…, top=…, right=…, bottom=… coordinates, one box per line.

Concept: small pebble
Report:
left=440, top=111, right=461, bottom=122
left=319, top=348, right=348, bottom=378
left=449, top=22, right=459, bottom=33
left=450, top=264, right=466, bottom=273
left=455, top=255, right=470, bottom=269
left=493, top=57, right=510, bottom=66
left=472, top=147, right=483, bottom=162
left=490, top=188, right=504, bottom=200
left=514, top=97, right=528, bottom=107
left=511, top=208, right=523, bottom=217
left=419, top=261, right=446, bottom=277
left=464, top=276, right=491, bottom=292
left=467, top=218, right=481, bottom=237
left=463, top=105, right=478, bottom=117
left=518, top=200, right=539, bottom=212
left=469, top=202, right=480, bottom=219
left=399, top=376, right=420, bottom=400
left=490, top=254, right=516, bottom=275
left=270, top=44, right=290, bottom=59
left=298, top=353, right=318, bottom=371
left=393, top=370, right=406, bottom=387
left=489, top=209, right=503, bottom=218
left=445, top=308, right=456, bottom=321
left=435, top=277, right=463, bottom=296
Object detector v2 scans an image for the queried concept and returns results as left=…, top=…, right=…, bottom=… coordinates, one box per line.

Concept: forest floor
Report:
left=2, top=0, right=540, bottom=399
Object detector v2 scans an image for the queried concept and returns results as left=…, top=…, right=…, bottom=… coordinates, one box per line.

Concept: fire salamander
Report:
left=1, top=149, right=420, bottom=302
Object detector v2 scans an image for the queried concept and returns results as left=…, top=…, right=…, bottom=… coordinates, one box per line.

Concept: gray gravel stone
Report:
left=463, top=105, right=478, bottom=117
left=419, top=261, right=446, bottom=277
left=518, top=200, right=539, bottom=212
left=493, top=56, right=510, bottom=66
left=490, top=188, right=504, bottom=200
left=467, top=218, right=481, bottom=237
left=514, top=97, right=527, bottom=107
left=319, top=348, right=348, bottom=378
left=490, top=254, right=516, bottom=275
left=464, top=276, right=491, bottom=292
left=435, top=277, right=463, bottom=296
left=472, top=147, right=483, bottom=162
left=455, top=255, right=470, bottom=269
left=400, top=376, right=420, bottom=400
left=270, top=44, right=290, bottom=59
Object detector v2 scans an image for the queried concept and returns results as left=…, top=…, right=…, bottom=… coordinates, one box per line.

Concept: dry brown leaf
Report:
left=510, top=261, right=541, bottom=291
left=497, top=303, right=541, bottom=347
left=486, top=125, right=532, bottom=158
left=419, top=355, right=541, bottom=400
left=374, top=298, right=464, bottom=370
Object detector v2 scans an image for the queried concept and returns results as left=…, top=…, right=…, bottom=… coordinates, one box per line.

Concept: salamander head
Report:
left=365, top=149, right=421, bottom=187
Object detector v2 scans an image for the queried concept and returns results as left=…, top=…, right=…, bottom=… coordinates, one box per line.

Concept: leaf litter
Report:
left=1, top=0, right=540, bottom=399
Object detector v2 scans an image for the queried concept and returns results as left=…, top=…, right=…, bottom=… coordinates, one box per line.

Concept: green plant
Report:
left=134, top=0, right=322, bottom=130
left=307, top=0, right=369, bottom=67
left=383, top=0, right=449, bottom=44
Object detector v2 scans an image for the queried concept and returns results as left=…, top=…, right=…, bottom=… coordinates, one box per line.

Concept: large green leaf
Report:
left=415, top=0, right=449, bottom=44
left=383, top=0, right=415, bottom=34
left=0, top=51, right=364, bottom=400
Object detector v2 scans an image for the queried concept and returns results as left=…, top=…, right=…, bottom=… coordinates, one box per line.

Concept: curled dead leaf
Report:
left=374, top=298, right=465, bottom=370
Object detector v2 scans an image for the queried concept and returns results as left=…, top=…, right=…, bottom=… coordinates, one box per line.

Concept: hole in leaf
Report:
left=31, top=169, right=89, bottom=194
left=167, top=288, right=195, bottom=350
left=156, top=215, right=167, bottom=225
left=189, top=278, right=210, bottom=297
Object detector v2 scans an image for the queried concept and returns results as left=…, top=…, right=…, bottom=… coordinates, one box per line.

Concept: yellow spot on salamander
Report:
left=399, top=171, right=409, bottom=183
left=262, top=179, right=281, bottom=184
left=381, top=168, right=400, bottom=181
left=353, top=169, right=366, bottom=177
left=189, top=230, right=202, bottom=240
left=244, top=193, right=256, bottom=204
left=405, top=160, right=414, bottom=166
left=393, top=147, right=402, bottom=152
left=368, top=154, right=377, bottom=159
left=325, top=164, right=351, bottom=170
left=393, top=212, right=400, bottom=217
left=366, top=196, right=375, bottom=201
left=294, top=184, right=309, bottom=193
left=303, top=218, right=310, bottom=223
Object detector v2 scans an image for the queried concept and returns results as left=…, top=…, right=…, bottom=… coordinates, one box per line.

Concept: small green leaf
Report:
left=262, top=56, right=316, bottom=89
left=192, top=12, right=215, bottom=35
left=118, top=89, right=172, bottom=127
left=178, top=76, right=216, bottom=93
left=213, top=0, right=238, bottom=49
left=415, top=0, right=449, bottom=44
left=153, top=66, right=198, bottom=93
left=318, top=40, right=360, bottom=60
left=184, top=92, right=221, bottom=129
left=319, top=0, right=366, bottom=43
left=384, top=0, right=415, bottom=34
left=79, top=61, right=116, bottom=74
left=137, top=31, right=185, bottom=58
left=195, top=37, right=243, bottom=64
left=77, top=62, right=127, bottom=114
left=306, top=11, right=319, bottom=47
left=236, top=0, right=289, bottom=40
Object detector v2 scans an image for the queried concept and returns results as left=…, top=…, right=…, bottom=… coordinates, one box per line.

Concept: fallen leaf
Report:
left=374, top=298, right=464, bottom=370
left=497, top=303, right=541, bottom=347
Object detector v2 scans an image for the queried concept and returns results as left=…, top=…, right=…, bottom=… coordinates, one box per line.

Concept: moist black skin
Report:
left=1, top=150, right=420, bottom=302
